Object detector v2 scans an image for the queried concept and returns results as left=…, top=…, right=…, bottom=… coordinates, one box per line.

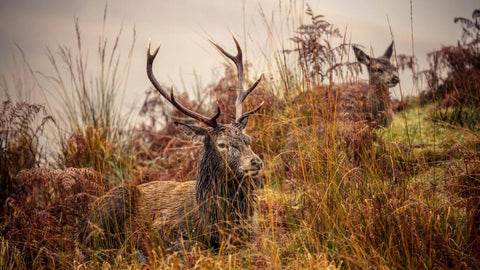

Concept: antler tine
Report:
left=237, top=101, right=264, bottom=124
left=240, top=74, right=264, bottom=104
left=210, top=36, right=263, bottom=122
left=169, top=87, right=221, bottom=127
left=147, top=40, right=220, bottom=128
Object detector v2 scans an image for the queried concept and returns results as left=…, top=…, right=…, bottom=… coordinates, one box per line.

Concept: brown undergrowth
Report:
left=1, top=168, right=106, bottom=269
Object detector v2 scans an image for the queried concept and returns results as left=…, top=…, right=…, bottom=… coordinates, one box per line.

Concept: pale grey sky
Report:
left=0, top=0, right=478, bottom=112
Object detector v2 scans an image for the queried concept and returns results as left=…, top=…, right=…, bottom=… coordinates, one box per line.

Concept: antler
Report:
left=147, top=41, right=220, bottom=128
left=210, top=36, right=263, bottom=123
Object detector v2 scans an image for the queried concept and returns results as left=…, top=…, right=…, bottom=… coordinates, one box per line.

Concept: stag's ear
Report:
left=383, top=42, right=394, bottom=59
left=353, top=45, right=371, bottom=65
left=174, top=121, right=208, bottom=143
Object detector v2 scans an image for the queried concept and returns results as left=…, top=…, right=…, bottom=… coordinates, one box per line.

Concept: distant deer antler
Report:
left=147, top=41, right=221, bottom=127
left=210, top=36, right=264, bottom=123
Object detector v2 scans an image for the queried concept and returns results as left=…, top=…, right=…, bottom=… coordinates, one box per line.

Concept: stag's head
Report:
left=175, top=119, right=263, bottom=181
left=353, top=42, right=399, bottom=90
left=146, top=37, right=264, bottom=180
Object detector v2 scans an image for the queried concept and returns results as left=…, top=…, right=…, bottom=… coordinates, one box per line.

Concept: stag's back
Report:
left=138, top=180, right=197, bottom=241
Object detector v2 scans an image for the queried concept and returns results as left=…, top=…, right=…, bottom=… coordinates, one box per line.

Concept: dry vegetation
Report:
left=1, top=5, right=480, bottom=270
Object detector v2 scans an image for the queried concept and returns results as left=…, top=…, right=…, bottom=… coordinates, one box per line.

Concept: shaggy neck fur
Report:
left=195, top=137, right=255, bottom=247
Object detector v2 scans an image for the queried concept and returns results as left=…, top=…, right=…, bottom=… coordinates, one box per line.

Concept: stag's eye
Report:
left=217, top=142, right=228, bottom=149
left=231, top=142, right=240, bottom=149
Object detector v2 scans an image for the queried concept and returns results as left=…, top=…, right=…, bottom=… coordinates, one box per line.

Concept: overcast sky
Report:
left=0, top=0, right=478, bottom=113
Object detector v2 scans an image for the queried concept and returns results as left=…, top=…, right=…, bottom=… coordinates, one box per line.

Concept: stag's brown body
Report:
left=76, top=37, right=264, bottom=259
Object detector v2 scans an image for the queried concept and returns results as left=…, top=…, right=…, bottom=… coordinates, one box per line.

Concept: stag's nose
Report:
left=391, top=75, right=399, bottom=85
left=251, top=157, right=264, bottom=170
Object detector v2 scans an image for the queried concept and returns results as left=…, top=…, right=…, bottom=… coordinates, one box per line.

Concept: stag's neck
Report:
left=193, top=153, right=255, bottom=247
left=195, top=152, right=255, bottom=223
left=196, top=168, right=253, bottom=216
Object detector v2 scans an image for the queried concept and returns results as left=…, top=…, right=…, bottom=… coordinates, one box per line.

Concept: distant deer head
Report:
left=353, top=42, right=399, bottom=90
left=352, top=42, right=399, bottom=126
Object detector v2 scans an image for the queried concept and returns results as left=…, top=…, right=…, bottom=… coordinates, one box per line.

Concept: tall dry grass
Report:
left=1, top=6, right=138, bottom=269
left=0, top=101, right=53, bottom=214
left=39, top=6, right=137, bottom=184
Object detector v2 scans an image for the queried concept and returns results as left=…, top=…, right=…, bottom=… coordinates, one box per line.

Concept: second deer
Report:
left=351, top=42, right=399, bottom=127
